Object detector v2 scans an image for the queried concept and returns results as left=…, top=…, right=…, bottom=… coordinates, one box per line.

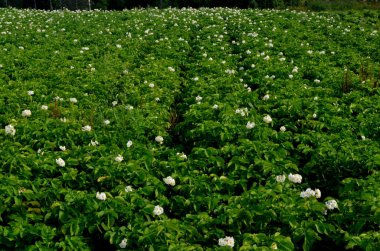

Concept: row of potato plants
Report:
left=0, top=7, right=379, bottom=250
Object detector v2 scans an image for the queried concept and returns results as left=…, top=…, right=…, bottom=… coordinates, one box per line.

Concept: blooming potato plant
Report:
left=0, top=7, right=379, bottom=251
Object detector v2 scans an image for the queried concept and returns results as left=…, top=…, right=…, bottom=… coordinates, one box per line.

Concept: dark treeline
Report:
left=0, top=0, right=378, bottom=10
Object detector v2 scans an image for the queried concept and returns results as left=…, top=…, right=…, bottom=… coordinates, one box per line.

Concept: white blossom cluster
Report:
left=125, top=185, right=133, bottom=193
left=176, top=152, right=187, bottom=159
left=218, top=236, right=234, bottom=248
left=119, top=238, right=128, bottom=249
left=325, top=200, right=338, bottom=210
left=263, top=115, right=272, bottom=124
left=22, top=109, right=32, bottom=117
left=246, top=121, right=255, bottom=129
left=300, top=188, right=321, bottom=199
left=275, top=174, right=286, bottom=183
left=5, top=124, right=16, bottom=136
left=155, top=136, right=164, bottom=144
left=56, top=158, right=65, bottom=167
left=153, top=205, right=164, bottom=216
left=288, top=173, right=302, bottom=183
left=263, top=94, right=270, bottom=100
left=235, top=107, right=248, bottom=116
left=163, top=176, right=176, bottom=186
left=82, top=125, right=92, bottom=132
left=96, top=192, right=106, bottom=201
left=115, top=154, right=124, bottom=162
left=127, top=140, right=133, bottom=148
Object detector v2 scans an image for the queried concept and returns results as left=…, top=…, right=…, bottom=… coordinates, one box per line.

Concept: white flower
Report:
left=116, top=44, right=122, bottom=49
left=103, top=120, right=110, bottom=125
left=218, top=236, right=234, bottom=248
left=168, top=67, right=175, bottom=72
left=115, top=154, right=124, bottom=162
left=153, top=205, right=164, bottom=216
left=69, top=98, right=78, bottom=103
left=251, top=64, right=256, bottom=68
left=314, top=79, right=321, bottom=83
left=289, top=74, right=293, bottom=79
left=196, top=95, right=202, bottom=102
left=5, top=124, right=16, bottom=136
left=59, top=146, right=66, bottom=151
left=112, top=101, right=118, bottom=106
left=41, top=105, right=48, bottom=110
left=314, top=96, right=318, bottom=101
left=292, top=66, right=298, bottom=73
left=263, top=115, right=272, bottom=124
left=149, top=83, right=155, bottom=88
left=126, top=105, right=134, bottom=110
left=56, top=158, right=65, bottom=167
left=155, top=136, right=164, bottom=144
left=361, top=135, right=366, bottom=140
left=127, top=140, right=133, bottom=148
left=193, top=77, right=199, bottom=81
left=119, top=238, right=127, bottom=248
left=263, top=94, right=270, bottom=101
left=96, top=192, right=106, bottom=201
left=235, top=108, right=248, bottom=116
left=89, top=140, right=99, bottom=146
left=288, top=173, right=302, bottom=183
left=218, top=238, right=227, bottom=247
left=82, top=125, right=92, bottom=132
left=276, top=175, right=286, bottom=183
left=280, top=126, right=286, bottom=132
left=271, top=243, right=278, bottom=250
left=246, top=121, right=255, bottom=129
left=27, top=90, right=34, bottom=96
left=125, top=186, right=133, bottom=193
left=300, top=188, right=316, bottom=198
left=163, top=176, right=176, bottom=186
left=212, top=104, right=219, bottom=109
left=315, top=189, right=321, bottom=199
left=177, top=152, right=187, bottom=159
left=313, top=113, right=317, bottom=119
left=22, top=109, right=32, bottom=117
left=155, top=97, right=160, bottom=102
left=325, top=200, right=338, bottom=210
left=60, top=117, right=67, bottom=123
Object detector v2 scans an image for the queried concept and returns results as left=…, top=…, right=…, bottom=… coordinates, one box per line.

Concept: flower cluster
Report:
left=119, top=238, right=127, bottom=249
left=275, top=174, right=286, bottom=183
left=263, top=115, right=272, bottom=124
left=218, top=236, right=234, bottom=248
left=96, top=192, right=106, bottom=201
left=155, top=136, right=164, bottom=144
left=246, top=121, right=255, bottom=129
left=153, top=205, right=164, bottom=216
left=176, top=152, right=187, bottom=159
left=127, top=140, right=133, bottom=148
left=288, top=173, right=302, bottom=183
left=125, top=186, right=133, bottom=193
left=115, top=154, right=124, bottom=162
left=82, top=125, right=92, bottom=132
left=22, top=109, right=32, bottom=117
left=163, top=176, right=176, bottom=186
left=235, top=107, right=248, bottom=116
left=325, top=200, right=338, bottom=210
left=5, top=124, right=16, bottom=136
left=56, top=158, right=65, bottom=167
left=300, top=188, right=321, bottom=199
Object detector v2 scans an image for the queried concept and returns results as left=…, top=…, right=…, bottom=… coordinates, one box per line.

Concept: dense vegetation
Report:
left=0, top=7, right=379, bottom=250
left=2, top=0, right=380, bottom=10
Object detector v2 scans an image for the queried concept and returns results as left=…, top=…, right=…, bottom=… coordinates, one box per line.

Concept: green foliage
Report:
left=0, top=7, right=379, bottom=250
